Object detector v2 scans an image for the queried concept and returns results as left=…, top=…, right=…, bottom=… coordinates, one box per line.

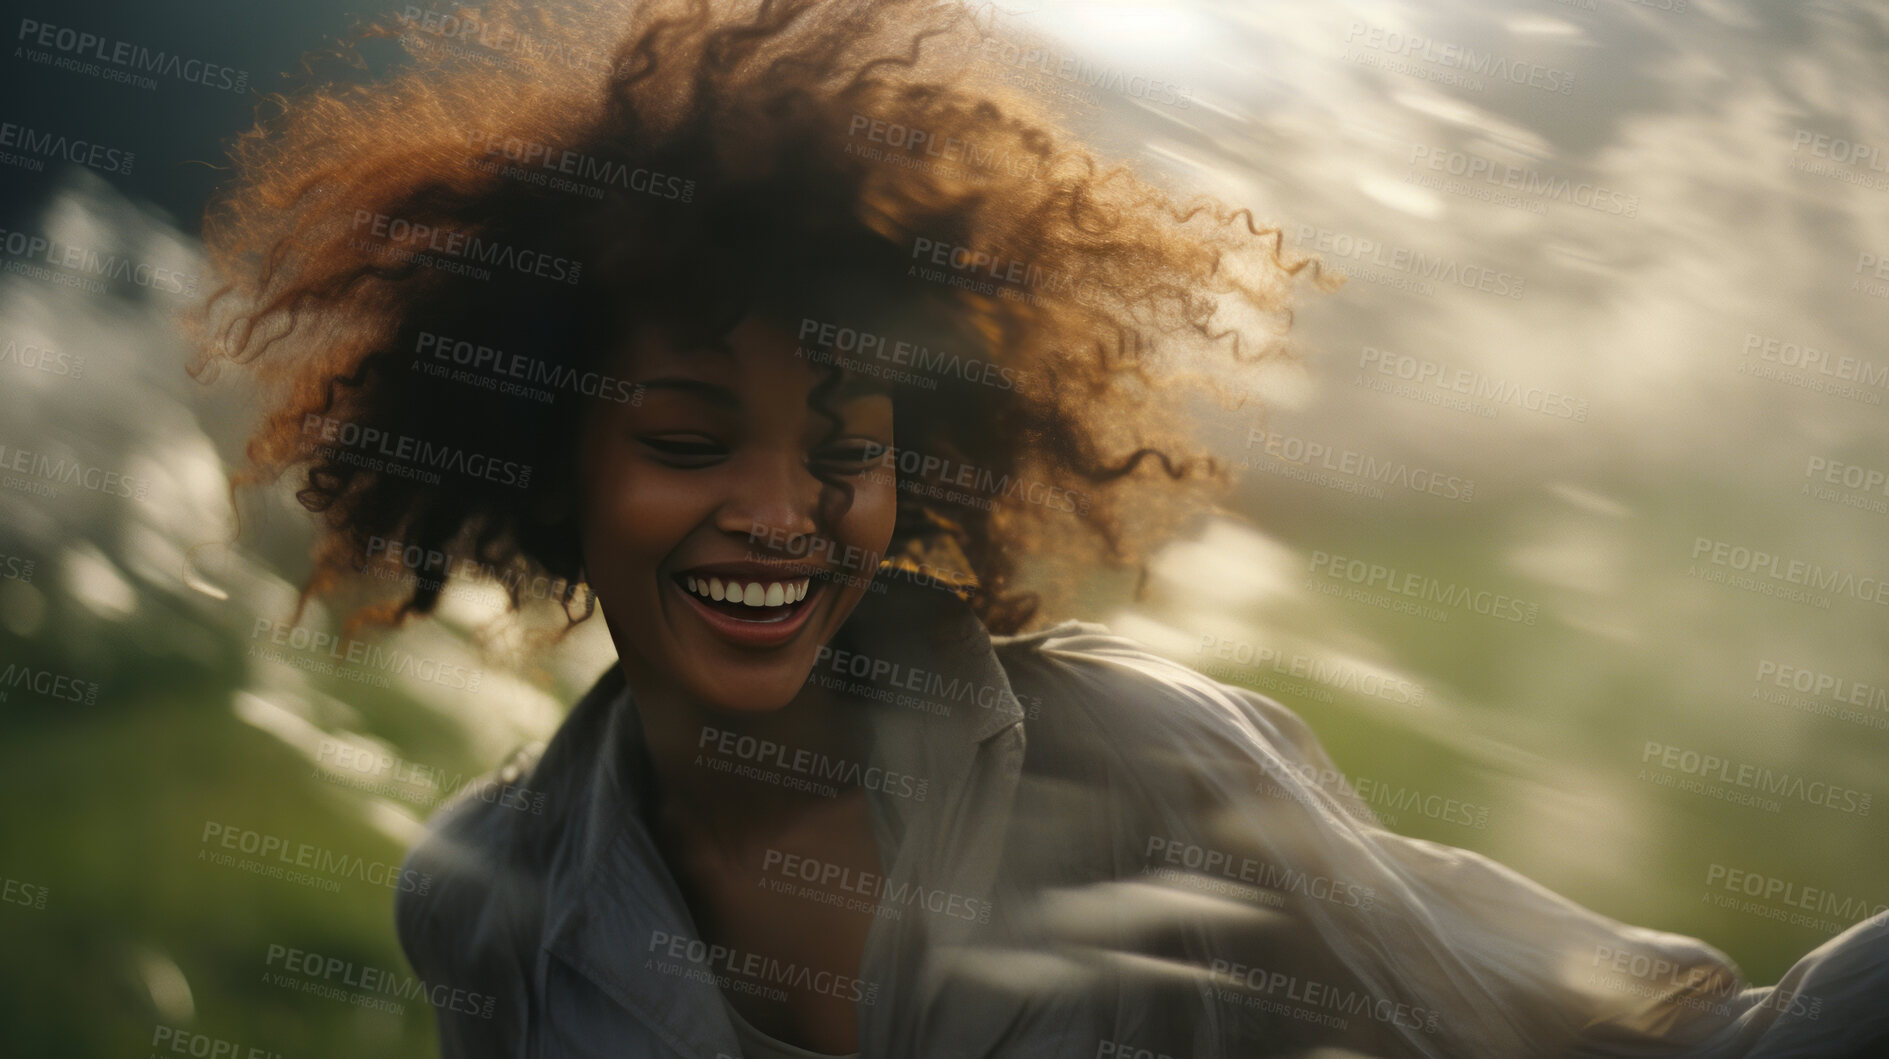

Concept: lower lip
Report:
left=671, top=578, right=822, bottom=649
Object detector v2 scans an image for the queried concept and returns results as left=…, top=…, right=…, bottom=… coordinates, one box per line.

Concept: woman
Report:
left=192, top=0, right=1888, bottom=1056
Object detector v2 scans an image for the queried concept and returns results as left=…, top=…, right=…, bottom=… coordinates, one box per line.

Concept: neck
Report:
left=625, top=659, right=872, bottom=846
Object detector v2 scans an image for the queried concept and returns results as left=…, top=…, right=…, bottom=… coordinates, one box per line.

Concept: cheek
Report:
left=845, top=473, right=900, bottom=553
left=578, top=465, right=699, bottom=592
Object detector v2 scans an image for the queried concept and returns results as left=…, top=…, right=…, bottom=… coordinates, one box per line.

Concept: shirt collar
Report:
left=543, top=578, right=1029, bottom=1055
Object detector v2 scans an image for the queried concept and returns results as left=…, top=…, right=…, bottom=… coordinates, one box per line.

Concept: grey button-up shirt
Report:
left=397, top=580, right=1889, bottom=1058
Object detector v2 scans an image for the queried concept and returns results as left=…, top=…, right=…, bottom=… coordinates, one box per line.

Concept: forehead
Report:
left=617, top=315, right=890, bottom=401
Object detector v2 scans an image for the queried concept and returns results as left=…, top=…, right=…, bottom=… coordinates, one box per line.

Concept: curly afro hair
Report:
left=190, top=0, right=1331, bottom=640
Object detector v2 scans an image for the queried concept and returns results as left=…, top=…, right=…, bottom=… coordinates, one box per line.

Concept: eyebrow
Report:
left=631, top=374, right=892, bottom=407
left=631, top=377, right=740, bottom=407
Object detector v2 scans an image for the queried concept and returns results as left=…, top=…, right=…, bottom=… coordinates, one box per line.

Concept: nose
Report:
left=714, top=450, right=826, bottom=552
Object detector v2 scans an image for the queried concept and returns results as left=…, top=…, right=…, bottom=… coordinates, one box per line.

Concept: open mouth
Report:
left=673, top=572, right=816, bottom=624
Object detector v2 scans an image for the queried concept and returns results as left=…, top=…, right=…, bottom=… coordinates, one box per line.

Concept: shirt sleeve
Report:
left=395, top=748, right=546, bottom=1059
left=1008, top=626, right=1889, bottom=1058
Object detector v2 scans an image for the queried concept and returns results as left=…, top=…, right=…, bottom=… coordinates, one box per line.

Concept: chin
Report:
left=689, top=667, right=810, bottom=715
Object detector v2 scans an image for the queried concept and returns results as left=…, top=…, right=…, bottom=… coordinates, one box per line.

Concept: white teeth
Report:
left=686, top=575, right=811, bottom=608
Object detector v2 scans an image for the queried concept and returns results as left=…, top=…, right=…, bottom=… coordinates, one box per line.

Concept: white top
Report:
left=721, top=998, right=859, bottom=1059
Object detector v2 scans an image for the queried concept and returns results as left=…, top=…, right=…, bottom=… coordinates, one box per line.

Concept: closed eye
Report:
left=639, top=436, right=725, bottom=464
left=639, top=436, right=886, bottom=472
left=815, top=441, right=888, bottom=471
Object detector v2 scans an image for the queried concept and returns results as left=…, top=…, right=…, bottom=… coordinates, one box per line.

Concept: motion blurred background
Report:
left=1, top=0, right=1884, bottom=1054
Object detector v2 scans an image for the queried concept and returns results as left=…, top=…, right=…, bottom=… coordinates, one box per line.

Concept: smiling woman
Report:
left=188, top=0, right=1888, bottom=1057
left=566, top=315, right=905, bottom=1054
left=575, top=316, right=899, bottom=697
